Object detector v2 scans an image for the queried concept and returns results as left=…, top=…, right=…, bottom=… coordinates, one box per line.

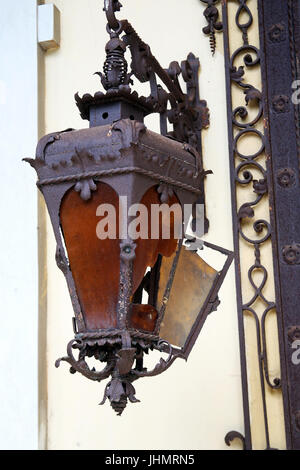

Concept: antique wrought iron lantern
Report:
left=25, top=0, right=233, bottom=415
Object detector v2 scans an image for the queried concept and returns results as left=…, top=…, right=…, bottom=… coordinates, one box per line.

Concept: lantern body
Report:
left=29, top=101, right=205, bottom=333
left=24, top=0, right=235, bottom=413
left=25, top=85, right=233, bottom=414
left=25, top=40, right=235, bottom=413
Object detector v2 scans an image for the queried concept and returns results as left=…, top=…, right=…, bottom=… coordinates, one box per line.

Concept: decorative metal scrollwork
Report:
left=55, top=339, right=115, bottom=382
left=55, top=333, right=185, bottom=415
left=200, top=1, right=223, bottom=56
left=97, top=0, right=210, bottom=152
left=225, top=431, right=246, bottom=450
left=223, top=0, right=282, bottom=450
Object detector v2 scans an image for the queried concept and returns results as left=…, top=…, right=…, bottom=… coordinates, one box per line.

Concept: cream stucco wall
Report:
left=40, top=0, right=285, bottom=450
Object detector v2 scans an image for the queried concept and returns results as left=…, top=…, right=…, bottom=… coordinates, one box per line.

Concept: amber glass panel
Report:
left=60, top=183, right=120, bottom=330
left=128, top=186, right=181, bottom=332
left=132, top=187, right=180, bottom=292
left=61, top=183, right=182, bottom=333
left=157, top=247, right=218, bottom=348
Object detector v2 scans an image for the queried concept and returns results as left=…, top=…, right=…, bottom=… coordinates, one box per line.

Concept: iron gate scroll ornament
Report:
left=222, top=0, right=282, bottom=450
left=200, top=0, right=223, bottom=56
left=25, top=0, right=233, bottom=415
left=222, top=0, right=300, bottom=451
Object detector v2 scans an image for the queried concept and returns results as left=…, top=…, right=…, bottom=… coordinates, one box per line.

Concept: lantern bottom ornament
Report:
left=55, top=331, right=174, bottom=416
left=54, top=239, right=233, bottom=416
left=25, top=0, right=233, bottom=415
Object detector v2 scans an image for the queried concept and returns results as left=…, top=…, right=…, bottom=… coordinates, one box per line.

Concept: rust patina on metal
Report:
left=25, top=0, right=233, bottom=415
left=200, top=0, right=223, bottom=56
left=222, top=0, right=300, bottom=451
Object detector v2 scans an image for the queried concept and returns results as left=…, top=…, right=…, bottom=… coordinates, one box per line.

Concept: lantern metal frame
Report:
left=25, top=0, right=233, bottom=415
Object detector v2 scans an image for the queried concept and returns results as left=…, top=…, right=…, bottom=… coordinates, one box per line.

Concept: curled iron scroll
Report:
left=55, top=339, right=115, bottom=382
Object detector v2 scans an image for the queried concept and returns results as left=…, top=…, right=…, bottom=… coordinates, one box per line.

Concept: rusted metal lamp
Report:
left=25, top=0, right=233, bottom=415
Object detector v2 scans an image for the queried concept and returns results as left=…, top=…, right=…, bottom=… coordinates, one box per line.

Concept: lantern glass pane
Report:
left=60, top=182, right=120, bottom=330
left=128, top=186, right=181, bottom=333
left=157, top=245, right=218, bottom=348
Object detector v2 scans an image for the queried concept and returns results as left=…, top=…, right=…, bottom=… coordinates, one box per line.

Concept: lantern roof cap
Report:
left=75, top=86, right=155, bottom=123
